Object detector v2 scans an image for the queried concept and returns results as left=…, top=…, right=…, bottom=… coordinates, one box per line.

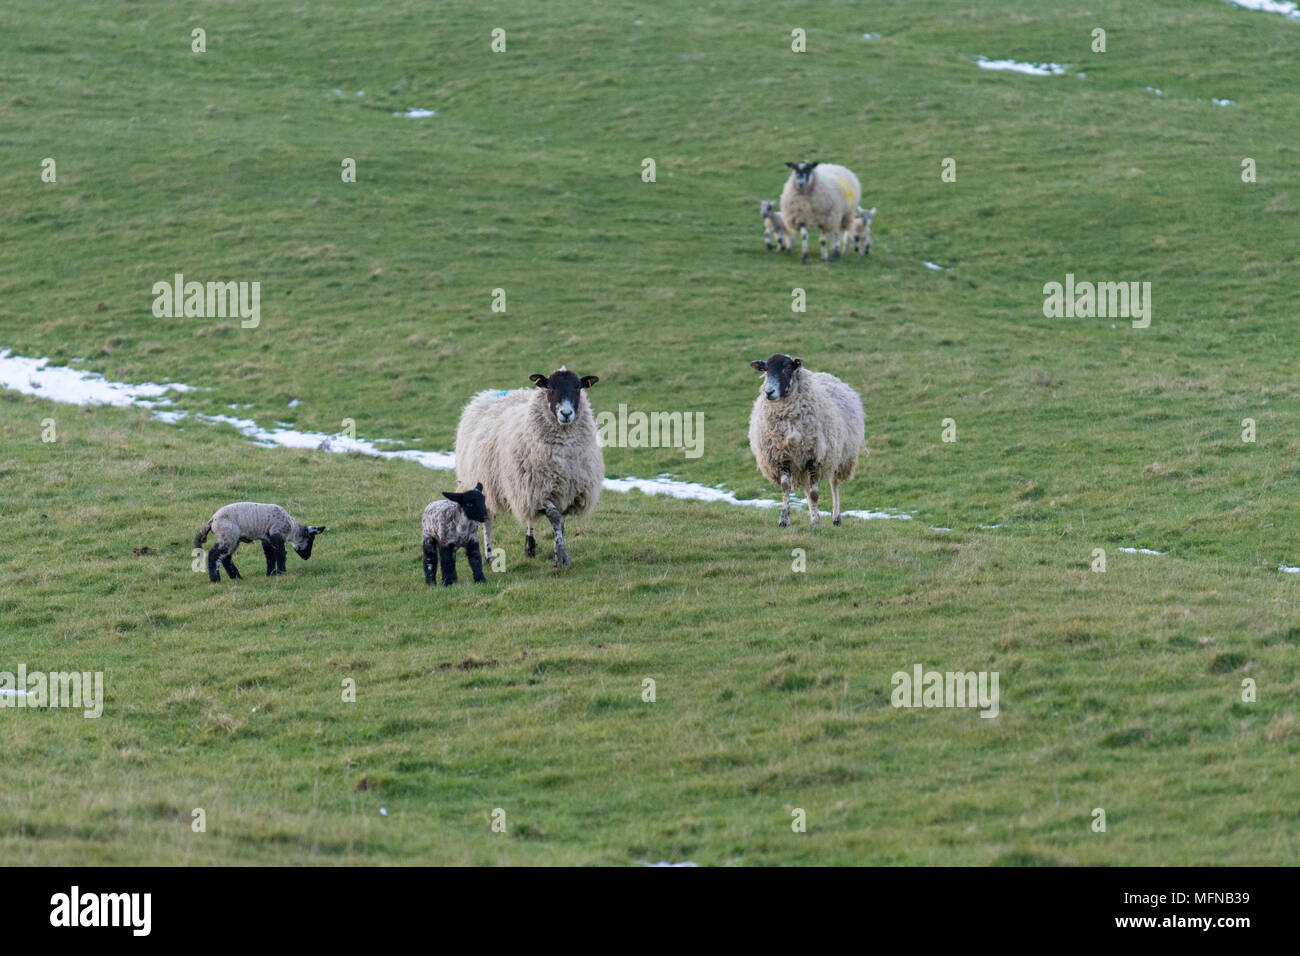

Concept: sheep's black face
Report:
left=750, top=354, right=803, bottom=401
left=444, top=483, right=488, bottom=523
left=786, top=161, right=820, bottom=190
left=529, top=368, right=599, bottom=426
left=295, top=526, right=325, bottom=559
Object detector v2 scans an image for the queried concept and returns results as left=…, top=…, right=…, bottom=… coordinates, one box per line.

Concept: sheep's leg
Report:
left=423, top=536, right=438, bottom=585
left=265, top=534, right=287, bottom=575
left=438, top=543, right=458, bottom=586
left=820, top=232, right=830, bottom=262
left=779, top=469, right=791, bottom=527
left=807, top=468, right=822, bottom=527
left=764, top=229, right=774, bottom=251
left=221, top=543, right=242, bottom=580
left=207, top=546, right=222, bottom=583
left=466, top=540, right=486, bottom=583
left=800, top=227, right=809, bottom=265
left=831, top=232, right=841, bottom=260
left=262, top=541, right=277, bottom=576
left=276, top=540, right=287, bottom=573
left=524, top=521, right=536, bottom=558
left=481, top=513, right=493, bottom=562
left=544, top=502, right=570, bottom=569
left=831, top=478, right=842, bottom=526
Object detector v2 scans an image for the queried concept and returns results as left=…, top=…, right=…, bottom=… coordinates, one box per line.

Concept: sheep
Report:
left=747, top=354, right=866, bottom=527
left=194, top=502, right=326, bottom=581
left=454, top=367, right=603, bottom=569
left=422, top=483, right=489, bottom=585
left=846, top=206, right=877, bottom=256
left=760, top=200, right=791, bottom=251
left=779, top=161, right=862, bottom=264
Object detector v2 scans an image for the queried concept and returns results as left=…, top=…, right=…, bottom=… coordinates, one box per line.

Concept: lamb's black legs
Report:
left=544, top=501, right=569, bottom=569
left=208, top=546, right=222, bottom=582
left=466, top=540, right=486, bottom=583
left=423, top=537, right=438, bottom=584
left=221, top=551, right=241, bottom=580
left=524, top=523, right=537, bottom=558
left=438, top=544, right=458, bottom=586
left=262, top=536, right=287, bottom=575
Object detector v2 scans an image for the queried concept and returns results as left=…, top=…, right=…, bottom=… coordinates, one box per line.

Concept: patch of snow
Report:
left=0, top=349, right=191, bottom=408
left=975, top=56, right=1066, bottom=76
left=395, top=108, right=436, bottom=118
left=1279, top=564, right=1300, bottom=574
left=1224, top=0, right=1300, bottom=20
left=1211, top=98, right=1235, bottom=106
left=1116, top=547, right=1163, bottom=555
left=923, top=261, right=952, bottom=272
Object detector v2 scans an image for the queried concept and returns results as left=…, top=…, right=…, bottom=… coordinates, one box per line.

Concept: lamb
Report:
left=747, top=354, right=866, bottom=527
left=846, top=206, right=877, bottom=255
left=194, top=502, right=326, bottom=582
left=454, top=367, right=603, bottom=569
left=422, top=483, right=489, bottom=585
left=779, top=161, right=862, bottom=264
left=760, top=199, right=791, bottom=251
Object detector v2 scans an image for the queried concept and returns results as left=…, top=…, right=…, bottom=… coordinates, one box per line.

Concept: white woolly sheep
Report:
left=422, top=483, right=489, bottom=586
left=454, top=367, right=603, bottom=569
left=846, top=206, right=876, bottom=256
left=779, top=161, right=862, bottom=264
left=747, top=354, right=866, bottom=527
left=760, top=200, right=791, bottom=251
left=194, top=502, right=326, bottom=581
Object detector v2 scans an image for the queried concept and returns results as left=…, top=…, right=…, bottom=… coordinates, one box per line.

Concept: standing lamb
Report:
left=194, top=502, right=326, bottom=582
left=759, top=200, right=791, bottom=251
left=779, top=161, right=862, bottom=264
left=747, top=354, right=866, bottom=527
left=454, top=367, right=603, bottom=569
left=422, top=483, right=489, bottom=586
left=846, top=206, right=877, bottom=255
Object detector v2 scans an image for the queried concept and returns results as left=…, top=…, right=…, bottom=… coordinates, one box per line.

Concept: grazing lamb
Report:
left=454, top=367, right=603, bottom=569
left=779, top=161, right=862, bottom=264
left=846, top=206, right=876, bottom=255
left=760, top=199, right=791, bottom=251
left=747, top=354, right=866, bottom=527
left=194, top=502, right=326, bottom=581
left=422, top=483, right=489, bottom=586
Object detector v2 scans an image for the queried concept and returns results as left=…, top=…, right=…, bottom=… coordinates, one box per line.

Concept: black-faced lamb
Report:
left=422, top=483, right=489, bottom=586
left=194, top=502, right=326, bottom=581
left=779, top=161, right=862, bottom=264
left=454, top=367, right=603, bottom=569
left=747, top=354, right=866, bottom=527
left=760, top=200, right=791, bottom=251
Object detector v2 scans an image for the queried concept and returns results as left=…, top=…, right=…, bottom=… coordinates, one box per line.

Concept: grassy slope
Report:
left=0, top=0, right=1297, bottom=863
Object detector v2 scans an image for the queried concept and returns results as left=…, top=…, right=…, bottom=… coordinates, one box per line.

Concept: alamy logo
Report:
left=891, top=664, right=999, bottom=718
left=50, top=886, right=151, bottom=936
left=0, top=665, right=103, bottom=718
left=595, top=404, right=703, bottom=458
left=152, top=273, right=260, bottom=328
left=1042, top=273, right=1150, bottom=328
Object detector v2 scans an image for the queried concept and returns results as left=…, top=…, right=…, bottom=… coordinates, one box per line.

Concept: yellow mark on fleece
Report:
left=836, top=178, right=857, bottom=201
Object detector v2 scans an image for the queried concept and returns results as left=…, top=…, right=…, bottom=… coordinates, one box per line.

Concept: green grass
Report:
left=1, top=0, right=1298, bottom=864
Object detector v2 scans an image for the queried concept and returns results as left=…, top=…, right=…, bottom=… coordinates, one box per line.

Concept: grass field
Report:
left=1, top=0, right=1298, bottom=865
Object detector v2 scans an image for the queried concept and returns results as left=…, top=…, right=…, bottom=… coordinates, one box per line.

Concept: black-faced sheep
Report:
left=422, top=483, right=489, bottom=585
left=760, top=200, right=791, bottom=251
left=747, top=354, right=866, bottom=527
left=454, top=368, right=603, bottom=569
left=779, top=161, right=862, bottom=264
left=194, top=502, right=326, bottom=581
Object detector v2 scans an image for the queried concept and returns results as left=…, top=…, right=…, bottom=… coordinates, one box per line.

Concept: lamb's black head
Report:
left=444, top=483, right=488, bottom=523
left=294, top=525, right=326, bottom=559
left=529, top=367, right=598, bottom=426
left=786, top=161, right=820, bottom=190
left=750, top=353, right=802, bottom=401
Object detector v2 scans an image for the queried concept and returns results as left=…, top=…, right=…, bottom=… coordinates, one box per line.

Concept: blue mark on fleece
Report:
left=493, top=389, right=509, bottom=397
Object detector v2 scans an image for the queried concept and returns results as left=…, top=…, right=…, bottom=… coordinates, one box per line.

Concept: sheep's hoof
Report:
left=778, top=516, right=790, bottom=528
left=524, top=535, right=536, bottom=558
left=801, top=255, right=808, bottom=265
left=831, top=250, right=841, bottom=260
left=553, top=551, right=571, bottom=570
left=833, top=516, right=842, bottom=526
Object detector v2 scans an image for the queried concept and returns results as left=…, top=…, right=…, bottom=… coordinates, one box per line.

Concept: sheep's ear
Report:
left=809, top=161, right=820, bottom=168
left=750, top=360, right=767, bottom=373
left=474, top=482, right=483, bottom=492
left=785, top=162, right=797, bottom=170
left=529, top=373, right=548, bottom=388
left=308, top=526, right=327, bottom=534
left=792, top=357, right=803, bottom=369
left=580, top=375, right=598, bottom=389
left=443, top=492, right=463, bottom=504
